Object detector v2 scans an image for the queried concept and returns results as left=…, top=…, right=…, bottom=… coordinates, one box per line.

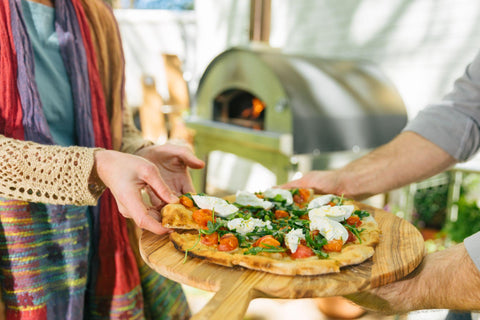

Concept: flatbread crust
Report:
left=161, top=203, right=200, bottom=229
left=161, top=195, right=380, bottom=276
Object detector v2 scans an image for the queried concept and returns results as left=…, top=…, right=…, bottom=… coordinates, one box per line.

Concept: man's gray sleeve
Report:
left=403, top=50, right=480, bottom=161
left=403, top=50, right=480, bottom=268
left=464, top=232, right=480, bottom=272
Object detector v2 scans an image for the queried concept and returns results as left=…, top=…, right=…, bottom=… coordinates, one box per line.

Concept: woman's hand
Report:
left=94, top=148, right=202, bottom=235
left=135, top=143, right=204, bottom=196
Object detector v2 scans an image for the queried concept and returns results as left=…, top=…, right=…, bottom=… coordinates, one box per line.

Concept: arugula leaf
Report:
left=328, top=194, right=345, bottom=206
left=236, top=234, right=250, bottom=248
left=245, top=229, right=272, bottom=238
left=199, top=221, right=219, bottom=235
left=254, top=209, right=275, bottom=221
left=183, top=233, right=201, bottom=263
left=305, top=231, right=327, bottom=249
left=291, top=208, right=308, bottom=218
left=311, top=247, right=330, bottom=258
left=292, top=219, right=309, bottom=228
left=272, top=228, right=287, bottom=244
left=354, top=210, right=370, bottom=219
left=244, top=244, right=286, bottom=255
left=345, top=225, right=365, bottom=243
left=303, top=231, right=330, bottom=258
left=268, top=194, right=286, bottom=204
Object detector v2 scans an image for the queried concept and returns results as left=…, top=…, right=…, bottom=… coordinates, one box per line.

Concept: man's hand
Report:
left=344, top=244, right=480, bottom=314
left=94, top=149, right=190, bottom=235
left=280, top=170, right=350, bottom=198
left=281, top=132, right=457, bottom=200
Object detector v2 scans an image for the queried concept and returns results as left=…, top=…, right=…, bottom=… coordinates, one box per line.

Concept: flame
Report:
left=251, top=98, right=265, bottom=119
left=240, top=98, right=265, bottom=119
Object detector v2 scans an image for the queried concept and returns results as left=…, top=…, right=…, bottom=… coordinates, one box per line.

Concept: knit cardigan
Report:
left=0, top=0, right=152, bottom=206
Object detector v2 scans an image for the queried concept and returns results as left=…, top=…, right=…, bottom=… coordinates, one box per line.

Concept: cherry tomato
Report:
left=218, top=233, right=239, bottom=252
left=346, top=230, right=357, bottom=243
left=192, top=209, right=215, bottom=228
left=299, top=188, right=311, bottom=201
left=201, top=232, right=219, bottom=246
left=180, top=196, right=194, bottom=208
left=293, top=195, right=305, bottom=207
left=253, top=235, right=281, bottom=248
left=274, top=210, right=289, bottom=219
left=294, top=189, right=311, bottom=207
left=290, top=244, right=315, bottom=259
left=322, top=239, right=343, bottom=252
left=346, top=215, right=362, bottom=227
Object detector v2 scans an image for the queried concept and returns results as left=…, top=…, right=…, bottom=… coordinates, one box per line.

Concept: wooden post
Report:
left=139, top=75, right=168, bottom=144
left=249, top=0, right=271, bottom=43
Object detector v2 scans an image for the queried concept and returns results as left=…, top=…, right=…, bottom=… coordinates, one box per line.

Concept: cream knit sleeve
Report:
left=0, top=135, right=104, bottom=206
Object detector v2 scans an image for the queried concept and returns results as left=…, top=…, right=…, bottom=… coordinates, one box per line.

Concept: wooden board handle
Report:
left=191, top=271, right=267, bottom=320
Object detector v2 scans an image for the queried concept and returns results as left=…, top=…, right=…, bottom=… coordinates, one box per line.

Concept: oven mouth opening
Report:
left=213, top=89, right=266, bottom=130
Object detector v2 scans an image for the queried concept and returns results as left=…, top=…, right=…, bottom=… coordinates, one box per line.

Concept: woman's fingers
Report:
left=117, top=191, right=171, bottom=235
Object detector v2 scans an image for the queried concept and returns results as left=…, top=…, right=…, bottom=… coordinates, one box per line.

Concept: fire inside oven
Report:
left=213, top=89, right=266, bottom=130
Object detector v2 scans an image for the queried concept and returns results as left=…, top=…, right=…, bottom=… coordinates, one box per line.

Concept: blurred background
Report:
left=109, top=0, right=480, bottom=319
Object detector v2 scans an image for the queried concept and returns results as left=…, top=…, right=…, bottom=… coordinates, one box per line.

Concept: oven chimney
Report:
left=249, top=0, right=271, bottom=43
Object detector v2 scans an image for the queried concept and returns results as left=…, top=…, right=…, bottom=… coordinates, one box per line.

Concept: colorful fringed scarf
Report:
left=0, top=0, right=190, bottom=319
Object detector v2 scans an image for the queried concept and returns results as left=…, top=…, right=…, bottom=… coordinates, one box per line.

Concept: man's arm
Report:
left=345, top=243, right=480, bottom=313
left=282, top=131, right=457, bottom=200
left=284, top=51, right=480, bottom=199
left=283, top=50, right=480, bottom=314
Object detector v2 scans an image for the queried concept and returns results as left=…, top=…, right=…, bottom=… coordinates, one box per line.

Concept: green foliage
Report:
left=443, top=174, right=480, bottom=243
left=398, top=172, right=480, bottom=243
left=412, top=184, right=448, bottom=229
left=443, top=195, right=480, bottom=242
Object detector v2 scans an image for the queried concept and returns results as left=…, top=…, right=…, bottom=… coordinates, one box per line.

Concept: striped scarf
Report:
left=0, top=0, right=190, bottom=319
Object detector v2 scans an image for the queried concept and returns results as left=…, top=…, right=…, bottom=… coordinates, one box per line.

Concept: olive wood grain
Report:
left=140, top=202, right=425, bottom=320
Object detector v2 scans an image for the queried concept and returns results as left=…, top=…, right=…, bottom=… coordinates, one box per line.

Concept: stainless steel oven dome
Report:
left=188, top=46, right=408, bottom=191
left=193, top=47, right=407, bottom=154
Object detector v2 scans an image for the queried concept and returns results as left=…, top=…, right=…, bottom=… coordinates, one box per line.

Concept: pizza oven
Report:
left=187, top=47, right=408, bottom=192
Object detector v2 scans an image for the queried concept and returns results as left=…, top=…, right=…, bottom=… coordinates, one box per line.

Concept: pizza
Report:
left=160, top=188, right=380, bottom=276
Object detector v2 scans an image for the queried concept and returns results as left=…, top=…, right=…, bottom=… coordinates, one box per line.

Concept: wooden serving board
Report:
left=140, top=203, right=425, bottom=320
